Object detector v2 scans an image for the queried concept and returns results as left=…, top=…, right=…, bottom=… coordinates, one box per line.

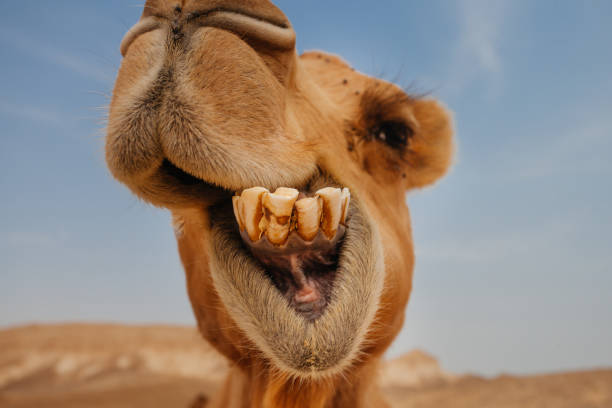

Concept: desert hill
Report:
left=0, top=324, right=610, bottom=407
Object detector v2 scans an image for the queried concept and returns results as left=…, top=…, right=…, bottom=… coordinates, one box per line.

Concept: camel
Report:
left=105, top=1, right=454, bottom=407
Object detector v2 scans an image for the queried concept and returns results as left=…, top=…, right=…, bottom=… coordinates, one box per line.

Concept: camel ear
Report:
left=402, top=99, right=455, bottom=189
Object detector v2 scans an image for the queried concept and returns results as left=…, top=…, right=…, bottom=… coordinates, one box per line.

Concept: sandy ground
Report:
left=0, top=324, right=610, bottom=407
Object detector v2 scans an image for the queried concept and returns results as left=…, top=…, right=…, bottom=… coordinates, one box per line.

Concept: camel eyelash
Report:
left=355, top=84, right=415, bottom=150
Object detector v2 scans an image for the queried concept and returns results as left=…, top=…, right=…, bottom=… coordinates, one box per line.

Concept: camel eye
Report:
left=370, top=121, right=412, bottom=149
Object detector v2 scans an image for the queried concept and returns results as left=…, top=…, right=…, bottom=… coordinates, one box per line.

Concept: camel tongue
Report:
left=295, top=284, right=319, bottom=303
left=238, top=228, right=339, bottom=308
left=288, top=255, right=320, bottom=304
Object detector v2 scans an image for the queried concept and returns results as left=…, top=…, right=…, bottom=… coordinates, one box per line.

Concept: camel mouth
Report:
left=207, top=179, right=384, bottom=376
left=161, top=159, right=351, bottom=319
left=232, top=186, right=350, bottom=321
left=239, top=229, right=344, bottom=321
left=157, top=159, right=384, bottom=374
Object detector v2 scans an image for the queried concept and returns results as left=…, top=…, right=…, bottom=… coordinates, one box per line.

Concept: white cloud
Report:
left=0, top=27, right=112, bottom=84
left=447, top=0, right=514, bottom=96
left=493, top=106, right=612, bottom=181
left=5, top=229, right=68, bottom=249
left=517, top=115, right=612, bottom=180
left=0, top=100, right=64, bottom=126
left=458, top=1, right=504, bottom=74
left=415, top=217, right=577, bottom=265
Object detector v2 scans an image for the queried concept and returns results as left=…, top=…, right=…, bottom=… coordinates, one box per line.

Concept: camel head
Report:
left=106, top=0, right=453, bottom=406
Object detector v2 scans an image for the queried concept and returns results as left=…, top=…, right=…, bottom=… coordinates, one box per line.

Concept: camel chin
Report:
left=106, top=0, right=454, bottom=406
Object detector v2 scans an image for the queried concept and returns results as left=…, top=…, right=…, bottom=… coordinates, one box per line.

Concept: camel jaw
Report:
left=207, top=182, right=385, bottom=377
left=160, top=159, right=386, bottom=375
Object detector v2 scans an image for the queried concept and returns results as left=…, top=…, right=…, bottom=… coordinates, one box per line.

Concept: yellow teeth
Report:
left=232, top=186, right=351, bottom=245
left=315, top=187, right=343, bottom=239
left=232, top=196, right=244, bottom=230
left=294, top=197, right=322, bottom=241
left=262, top=187, right=299, bottom=245
left=236, top=187, right=268, bottom=242
left=340, top=187, right=350, bottom=225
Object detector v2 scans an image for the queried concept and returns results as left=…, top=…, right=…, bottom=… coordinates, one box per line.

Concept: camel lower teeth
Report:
left=295, top=197, right=322, bottom=241
left=315, top=187, right=342, bottom=240
left=231, top=186, right=350, bottom=245
left=340, top=187, right=350, bottom=225
left=237, top=187, right=268, bottom=242
left=262, top=188, right=299, bottom=245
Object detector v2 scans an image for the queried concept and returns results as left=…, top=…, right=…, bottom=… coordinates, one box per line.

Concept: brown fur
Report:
left=106, top=1, right=454, bottom=406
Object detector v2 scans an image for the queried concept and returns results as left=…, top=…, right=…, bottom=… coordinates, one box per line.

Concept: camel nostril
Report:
left=171, top=20, right=183, bottom=40
left=120, top=16, right=162, bottom=56
left=192, top=10, right=296, bottom=51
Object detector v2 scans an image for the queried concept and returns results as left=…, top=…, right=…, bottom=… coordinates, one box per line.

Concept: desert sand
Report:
left=0, top=324, right=610, bottom=407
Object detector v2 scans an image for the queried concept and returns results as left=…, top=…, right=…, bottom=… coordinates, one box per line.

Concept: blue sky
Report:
left=1, top=1, right=611, bottom=376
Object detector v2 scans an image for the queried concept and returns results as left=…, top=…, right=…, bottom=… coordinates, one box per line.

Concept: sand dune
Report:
left=0, top=324, right=610, bottom=407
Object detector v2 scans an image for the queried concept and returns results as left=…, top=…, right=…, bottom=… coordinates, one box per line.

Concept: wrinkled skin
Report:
left=106, top=1, right=454, bottom=407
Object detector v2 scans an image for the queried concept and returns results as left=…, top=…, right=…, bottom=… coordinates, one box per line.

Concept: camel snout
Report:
left=191, top=9, right=296, bottom=51
left=134, top=0, right=296, bottom=52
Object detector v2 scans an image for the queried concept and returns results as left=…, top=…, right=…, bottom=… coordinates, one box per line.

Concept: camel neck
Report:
left=207, top=360, right=389, bottom=408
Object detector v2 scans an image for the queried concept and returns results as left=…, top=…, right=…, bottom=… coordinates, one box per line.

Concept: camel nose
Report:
left=129, top=0, right=295, bottom=53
